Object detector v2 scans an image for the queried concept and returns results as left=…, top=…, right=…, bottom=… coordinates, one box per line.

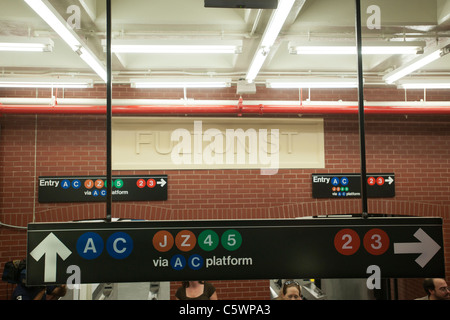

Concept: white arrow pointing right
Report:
left=157, top=178, right=166, bottom=187
left=393, top=228, right=441, bottom=268
left=386, top=176, right=394, bottom=185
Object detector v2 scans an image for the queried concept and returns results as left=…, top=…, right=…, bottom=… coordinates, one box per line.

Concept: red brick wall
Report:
left=1, top=85, right=449, bottom=300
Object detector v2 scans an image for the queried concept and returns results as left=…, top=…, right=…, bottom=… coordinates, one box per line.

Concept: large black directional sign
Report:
left=312, top=173, right=395, bottom=198
left=38, top=175, right=167, bottom=203
left=26, top=217, right=444, bottom=286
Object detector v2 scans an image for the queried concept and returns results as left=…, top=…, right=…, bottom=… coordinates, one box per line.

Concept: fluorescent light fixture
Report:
left=102, top=39, right=242, bottom=54
left=397, top=79, right=450, bottom=89
left=24, top=0, right=80, bottom=51
left=266, top=78, right=359, bottom=88
left=24, top=0, right=106, bottom=82
left=245, top=0, right=295, bottom=82
left=246, top=48, right=268, bottom=83
left=383, top=48, right=448, bottom=84
left=78, top=47, right=107, bottom=82
left=0, top=36, right=54, bottom=52
left=289, top=41, right=425, bottom=55
left=0, top=78, right=93, bottom=88
left=260, top=0, right=295, bottom=48
left=131, top=78, right=232, bottom=88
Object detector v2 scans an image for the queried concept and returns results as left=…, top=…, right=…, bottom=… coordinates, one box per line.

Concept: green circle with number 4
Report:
left=198, top=230, right=219, bottom=251
left=221, top=229, right=242, bottom=251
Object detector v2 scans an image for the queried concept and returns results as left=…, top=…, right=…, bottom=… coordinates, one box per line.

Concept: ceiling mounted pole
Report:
left=355, top=0, right=368, bottom=219
left=106, top=0, right=112, bottom=222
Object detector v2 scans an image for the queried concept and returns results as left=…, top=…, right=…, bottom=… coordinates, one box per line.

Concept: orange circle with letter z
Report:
left=175, top=230, right=196, bottom=252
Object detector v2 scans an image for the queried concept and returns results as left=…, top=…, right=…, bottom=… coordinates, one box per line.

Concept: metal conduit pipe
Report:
left=1, top=104, right=450, bottom=115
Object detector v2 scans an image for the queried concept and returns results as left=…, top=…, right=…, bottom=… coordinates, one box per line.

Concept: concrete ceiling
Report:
left=1, top=0, right=450, bottom=88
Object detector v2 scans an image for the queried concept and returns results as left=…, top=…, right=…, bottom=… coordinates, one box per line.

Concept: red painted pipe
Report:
left=1, top=104, right=450, bottom=115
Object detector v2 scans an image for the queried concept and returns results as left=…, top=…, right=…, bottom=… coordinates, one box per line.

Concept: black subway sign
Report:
left=26, top=217, right=444, bottom=286
left=312, top=173, right=395, bottom=198
left=38, top=175, right=167, bottom=203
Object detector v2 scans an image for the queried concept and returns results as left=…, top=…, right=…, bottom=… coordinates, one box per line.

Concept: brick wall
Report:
left=1, top=85, right=449, bottom=300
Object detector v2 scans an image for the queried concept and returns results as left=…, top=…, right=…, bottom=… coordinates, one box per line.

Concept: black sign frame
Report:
left=26, top=216, right=444, bottom=286
left=312, top=173, right=395, bottom=198
left=38, top=175, right=168, bottom=203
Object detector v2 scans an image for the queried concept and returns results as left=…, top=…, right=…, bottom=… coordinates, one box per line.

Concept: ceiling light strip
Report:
left=0, top=78, right=93, bottom=88
left=266, top=78, right=359, bottom=88
left=245, top=0, right=295, bottom=83
left=383, top=48, right=447, bottom=84
left=290, top=45, right=422, bottom=55
left=102, top=40, right=243, bottom=54
left=397, top=79, right=450, bottom=89
left=131, top=78, right=231, bottom=88
left=24, top=0, right=106, bottom=82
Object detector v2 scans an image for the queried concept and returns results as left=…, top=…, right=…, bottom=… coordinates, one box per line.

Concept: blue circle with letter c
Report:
left=188, top=254, right=204, bottom=270
left=106, top=232, right=133, bottom=259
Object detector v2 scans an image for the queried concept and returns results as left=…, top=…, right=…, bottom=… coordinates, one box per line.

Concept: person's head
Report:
left=423, top=278, right=450, bottom=300
left=281, top=280, right=302, bottom=300
left=182, top=281, right=204, bottom=288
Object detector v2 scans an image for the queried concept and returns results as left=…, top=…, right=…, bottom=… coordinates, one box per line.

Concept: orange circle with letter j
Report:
left=152, top=230, right=174, bottom=252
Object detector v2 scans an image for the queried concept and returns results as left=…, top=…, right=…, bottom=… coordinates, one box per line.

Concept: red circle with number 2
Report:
left=334, top=229, right=360, bottom=256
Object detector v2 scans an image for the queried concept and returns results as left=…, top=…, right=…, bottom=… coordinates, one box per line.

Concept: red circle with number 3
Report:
left=334, top=229, right=360, bottom=256
left=147, top=179, right=156, bottom=188
left=363, top=228, right=389, bottom=255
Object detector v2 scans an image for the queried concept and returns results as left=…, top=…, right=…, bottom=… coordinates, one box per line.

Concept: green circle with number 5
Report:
left=198, top=230, right=219, bottom=251
left=221, top=229, right=242, bottom=251
left=114, top=179, right=124, bottom=189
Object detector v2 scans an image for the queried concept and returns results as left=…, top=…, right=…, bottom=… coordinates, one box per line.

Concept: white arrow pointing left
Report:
left=30, top=233, right=72, bottom=282
left=393, top=228, right=441, bottom=268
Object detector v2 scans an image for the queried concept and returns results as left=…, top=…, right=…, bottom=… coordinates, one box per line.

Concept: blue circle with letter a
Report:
left=77, top=232, right=104, bottom=260
left=170, top=254, right=186, bottom=270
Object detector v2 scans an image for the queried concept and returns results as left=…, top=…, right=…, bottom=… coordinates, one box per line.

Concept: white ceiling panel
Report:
left=0, top=0, right=448, bottom=88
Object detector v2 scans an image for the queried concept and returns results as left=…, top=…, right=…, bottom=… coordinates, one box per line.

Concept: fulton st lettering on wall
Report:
left=112, top=117, right=325, bottom=172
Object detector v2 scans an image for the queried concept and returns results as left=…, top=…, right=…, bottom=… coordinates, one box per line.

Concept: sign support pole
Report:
left=106, top=0, right=112, bottom=222
left=355, top=0, right=368, bottom=218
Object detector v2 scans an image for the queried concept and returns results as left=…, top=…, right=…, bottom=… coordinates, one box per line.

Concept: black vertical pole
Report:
left=355, top=0, right=368, bottom=219
left=106, top=0, right=112, bottom=222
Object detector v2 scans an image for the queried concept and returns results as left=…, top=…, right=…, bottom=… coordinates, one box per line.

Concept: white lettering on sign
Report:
left=159, top=235, right=168, bottom=248
left=39, top=180, right=60, bottom=188
left=84, top=238, right=97, bottom=254
left=181, top=235, right=191, bottom=247
left=113, top=238, right=127, bottom=254
left=313, top=176, right=330, bottom=184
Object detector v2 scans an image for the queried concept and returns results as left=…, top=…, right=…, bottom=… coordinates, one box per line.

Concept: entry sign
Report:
left=312, top=173, right=395, bottom=198
left=38, top=175, right=167, bottom=203
left=26, top=217, right=444, bottom=286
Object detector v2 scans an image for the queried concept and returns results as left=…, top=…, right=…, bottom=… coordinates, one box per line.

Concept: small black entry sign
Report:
left=312, top=173, right=395, bottom=198
left=38, top=175, right=167, bottom=203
